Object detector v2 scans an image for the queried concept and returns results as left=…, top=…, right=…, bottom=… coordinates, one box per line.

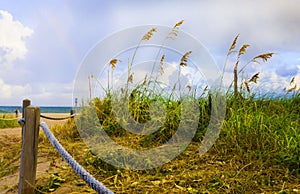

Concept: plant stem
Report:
left=233, top=60, right=239, bottom=98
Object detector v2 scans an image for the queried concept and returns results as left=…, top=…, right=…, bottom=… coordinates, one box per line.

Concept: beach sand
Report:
left=0, top=113, right=71, bottom=135
left=40, top=113, right=72, bottom=127
left=0, top=113, right=72, bottom=193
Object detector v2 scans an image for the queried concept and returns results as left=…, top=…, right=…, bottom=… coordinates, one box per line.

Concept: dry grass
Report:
left=1, top=95, right=299, bottom=193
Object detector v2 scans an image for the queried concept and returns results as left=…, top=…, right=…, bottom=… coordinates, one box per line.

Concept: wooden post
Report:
left=19, top=100, right=40, bottom=194
left=70, top=109, right=75, bottom=118
left=22, top=99, right=31, bottom=118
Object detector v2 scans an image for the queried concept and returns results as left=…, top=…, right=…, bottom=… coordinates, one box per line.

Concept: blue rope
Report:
left=38, top=121, right=114, bottom=194
left=18, top=118, right=25, bottom=125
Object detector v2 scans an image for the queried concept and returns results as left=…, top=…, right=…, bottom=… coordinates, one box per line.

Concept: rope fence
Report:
left=18, top=99, right=113, bottom=194
left=40, top=113, right=77, bottom=120
left=0, top=113, right=75, bottom=121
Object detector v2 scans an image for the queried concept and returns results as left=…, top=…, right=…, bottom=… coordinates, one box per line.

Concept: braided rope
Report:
left=18, top=118, right=25, bottom=125
left=40, top=114, right=77, bottom=120
left=39, top=121, right=113, bottom=194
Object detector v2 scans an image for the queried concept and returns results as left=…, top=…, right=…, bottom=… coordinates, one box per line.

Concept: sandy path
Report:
left=0, top=113, right=70, bottom=137
left=0, top=113, right=71, bottom=193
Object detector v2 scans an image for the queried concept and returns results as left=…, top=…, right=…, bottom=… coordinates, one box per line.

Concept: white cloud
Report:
left=0, top=80, right=74, bottom=106
left=295, top=66, right=300, bottom=89
left=107, top=0, right=300, bottom=74
left=0, top=10, right=33, bottom=66
left=1, top=2, right=299, bottom=104
left=286, top=65, right=300, bottom=91
left=0, top=10, right=34, bottom=105
left=29, top=82, right=74, bottom=106
left=0, top=78, right=32, bottom=104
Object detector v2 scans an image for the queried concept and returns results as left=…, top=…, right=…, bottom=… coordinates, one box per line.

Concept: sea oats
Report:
left=238, top=44, right=250, bottom=57
left=173, top=20, right=184, bottom=28
left=203, top=85, right=208, bottom=93
left=180, top=51, right=192, bottom=67
left=109, top=58, right=120, bottom=69
left=142, top=28, right=157, bottom=41
left=244, top=81, right=251, bottom=94
left=252, top=53, right=274, bottom=64
left=128, top=74, right=133, bottom=83
left=159, top=55, right=165, bottom=75
left=249, top=72, right=259, bottom=83
left=290, top=76, right=295, bottom=85
left=142, top=75, right=147, bottom=85
left=186, top=85, right=191, bottom=92
left=221, top=34, right=240, bottom=84
left=287, top=85, right=297, bottom=93
left=233, top=60, right=239, bottom=97
left=228, top=34, right=239, bottom=55
left=168, top=20, right=185, bottom=39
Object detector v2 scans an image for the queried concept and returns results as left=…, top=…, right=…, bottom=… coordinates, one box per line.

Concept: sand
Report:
left=0, top=113, right=72, bottom=194
left=0, top=113, right=71, bottom=137
left=40, top=113, right=72, bottom=127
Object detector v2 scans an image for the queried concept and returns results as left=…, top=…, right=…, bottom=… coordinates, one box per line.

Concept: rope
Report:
left=0, top=116, right=22, bottom=121
left=18, top=118, right=25, bottom=125
left=40, top=114, right=77, bottom=120
left=39, top=121, right=113, bottom=194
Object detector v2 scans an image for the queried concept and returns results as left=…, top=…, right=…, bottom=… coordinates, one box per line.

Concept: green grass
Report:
left=0, top=114, right=19, bottom=128
left=1, top=95, right=299, bottom=193
left=24, top=93, right=298, bottom=193
left=92, top=93, right=299, bottom=171
left=220, top=96, right=300, bottom=174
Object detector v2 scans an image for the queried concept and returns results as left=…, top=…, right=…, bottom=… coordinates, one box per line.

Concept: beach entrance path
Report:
left=0, top=113, right=70, bottom=139
left=0, top=113, right=70, bottom=194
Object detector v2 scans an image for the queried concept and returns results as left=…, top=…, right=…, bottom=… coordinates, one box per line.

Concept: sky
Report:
left=0, top=0, right=299, bottom=106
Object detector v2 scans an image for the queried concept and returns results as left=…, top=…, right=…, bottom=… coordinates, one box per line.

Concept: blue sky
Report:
left=0, top=0, right=299, bottom=105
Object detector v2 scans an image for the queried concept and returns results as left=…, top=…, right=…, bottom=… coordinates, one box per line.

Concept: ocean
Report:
left=0, top=106, right=73, bottom=113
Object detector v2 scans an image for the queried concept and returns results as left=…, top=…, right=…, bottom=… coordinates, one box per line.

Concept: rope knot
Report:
left=18, top=118, right=26, bottom=126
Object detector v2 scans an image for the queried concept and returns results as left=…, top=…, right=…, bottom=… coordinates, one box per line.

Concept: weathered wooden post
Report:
left=22, top=99, right=31, bottom=117
left=70, top=109, right=75, bottom=118
left=19, top=99, right=40, bottom=194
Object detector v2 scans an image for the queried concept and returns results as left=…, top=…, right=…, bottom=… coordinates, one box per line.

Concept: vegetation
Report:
left=31, top=96, right=300, bottom=193
left=0, top=21, right=299, bottom=193
left=0, top=114, right=19, bottom=128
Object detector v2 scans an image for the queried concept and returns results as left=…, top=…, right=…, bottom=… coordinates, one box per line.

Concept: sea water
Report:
left=0, top=106, right=72, bottom=113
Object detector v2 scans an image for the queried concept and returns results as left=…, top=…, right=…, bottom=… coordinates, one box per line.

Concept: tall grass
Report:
left=76, top=23, right=299, bottom=174
left=220, top=96, right=299, bottom=174
left=5, top=22, right=297, bottom=193
left=36, top=91, right=299, bottom=192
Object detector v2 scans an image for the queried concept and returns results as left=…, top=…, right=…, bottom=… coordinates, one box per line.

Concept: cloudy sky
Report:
left=0, top=0, right=299, bottom=106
